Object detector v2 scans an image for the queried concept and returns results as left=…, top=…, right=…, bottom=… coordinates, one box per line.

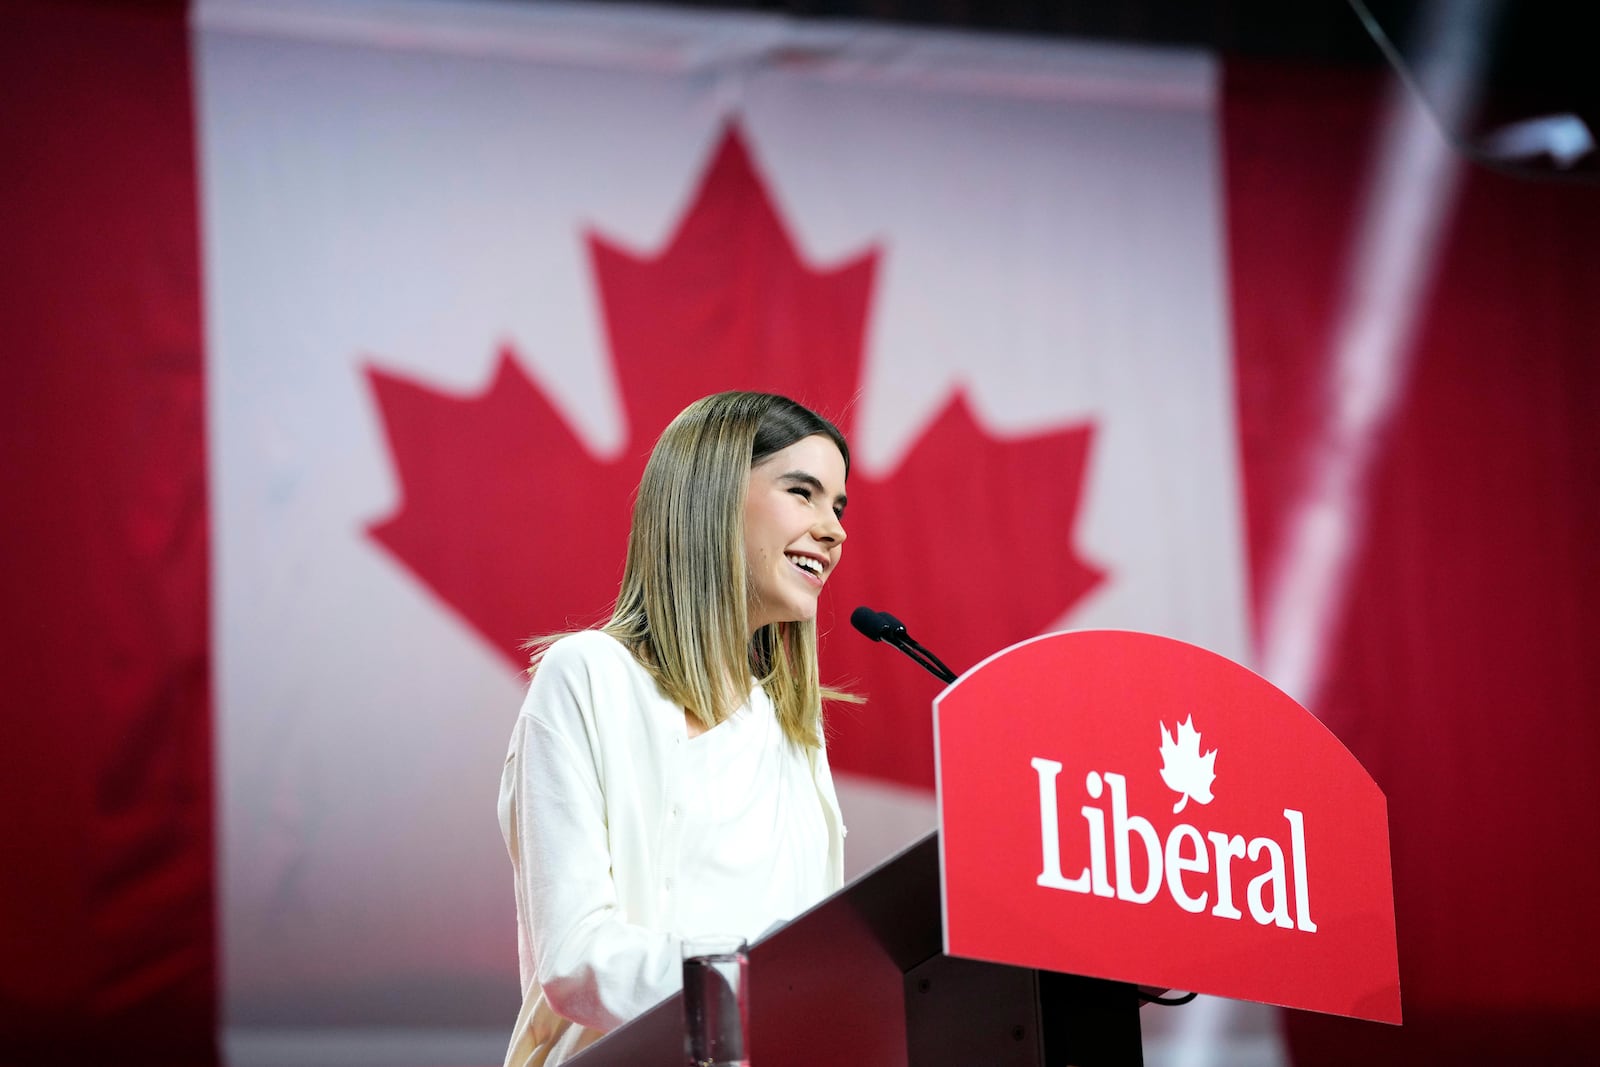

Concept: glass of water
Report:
left=681, top=934, right=749, bottom=1067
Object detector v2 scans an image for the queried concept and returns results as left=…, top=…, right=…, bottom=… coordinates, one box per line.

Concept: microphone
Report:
left=850, top=605, right=958, bottom=684
left=849, top=606, right=905, bottom=643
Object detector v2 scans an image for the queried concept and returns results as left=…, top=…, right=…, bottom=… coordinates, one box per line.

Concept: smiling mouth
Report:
left=786, top=553, right=824, bottom=582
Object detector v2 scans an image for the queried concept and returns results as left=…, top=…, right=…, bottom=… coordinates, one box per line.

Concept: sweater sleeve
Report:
left=500, top=637, right=682, bottom=1034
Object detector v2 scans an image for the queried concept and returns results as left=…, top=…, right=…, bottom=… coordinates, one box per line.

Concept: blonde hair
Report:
left=535, top=392, right=852, bottom=749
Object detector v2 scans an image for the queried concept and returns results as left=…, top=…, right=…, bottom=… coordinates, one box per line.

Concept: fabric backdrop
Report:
left=1226, top=60, right=1600, bottom=1063
left=1, top=3, right=213, bottom=1065
left=3, top=1, right=1598, bottom=1065
left=194, top=0, right=1246, bottom=1035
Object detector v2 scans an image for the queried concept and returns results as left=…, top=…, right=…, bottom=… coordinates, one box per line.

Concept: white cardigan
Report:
left=498, top=631, right=846, bottom=1066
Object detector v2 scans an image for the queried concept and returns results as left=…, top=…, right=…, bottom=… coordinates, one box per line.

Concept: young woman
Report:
left=498, top=391, right=853, bottom=1066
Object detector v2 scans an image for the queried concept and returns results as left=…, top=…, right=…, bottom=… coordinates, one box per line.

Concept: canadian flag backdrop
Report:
left=198, top=0, right=1246, bottom=1037
left=3, top=1, right=1598, bottom=1065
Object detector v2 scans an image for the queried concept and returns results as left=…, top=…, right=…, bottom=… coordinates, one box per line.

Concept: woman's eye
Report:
left=789, top=486, right=812, bottom=501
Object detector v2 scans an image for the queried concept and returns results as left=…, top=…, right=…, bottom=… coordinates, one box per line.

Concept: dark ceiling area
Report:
left=573, top=0, right=1600, bottom=178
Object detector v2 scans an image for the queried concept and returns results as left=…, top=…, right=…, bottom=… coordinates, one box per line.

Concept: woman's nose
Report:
left=815, top=512, right=846, bottom=546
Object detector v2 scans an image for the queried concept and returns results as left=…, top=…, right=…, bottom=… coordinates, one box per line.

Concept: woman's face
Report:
left=743, top=433, right=848, bottom=635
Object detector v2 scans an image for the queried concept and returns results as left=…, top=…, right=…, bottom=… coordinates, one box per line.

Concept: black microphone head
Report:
left=850, top=605, right=888, bottom=642
left=849, top=605, right=953, bottom=683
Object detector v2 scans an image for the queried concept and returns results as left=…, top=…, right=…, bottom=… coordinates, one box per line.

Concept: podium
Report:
left=569, top=631, right=1400, bottom=1066
left=568, top=831, right=1145, bottom=1066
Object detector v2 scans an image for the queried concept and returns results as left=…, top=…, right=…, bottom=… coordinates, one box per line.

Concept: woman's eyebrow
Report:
left=780, top=470, right=848, bottom=511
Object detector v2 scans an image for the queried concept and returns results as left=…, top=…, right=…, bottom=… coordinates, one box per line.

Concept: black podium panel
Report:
left=571, top=834, right=939, bottom=1067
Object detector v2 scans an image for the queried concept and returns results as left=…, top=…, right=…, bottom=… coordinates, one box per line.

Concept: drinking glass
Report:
left=681, top=935, right=749, bottom=1067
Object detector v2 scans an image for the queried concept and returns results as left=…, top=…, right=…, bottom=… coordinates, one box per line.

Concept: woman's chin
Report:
left=749, top=597, right=820, bottom=631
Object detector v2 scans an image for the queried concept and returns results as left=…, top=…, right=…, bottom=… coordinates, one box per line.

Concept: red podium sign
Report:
left=934, top=630, right=1401, bottom=1023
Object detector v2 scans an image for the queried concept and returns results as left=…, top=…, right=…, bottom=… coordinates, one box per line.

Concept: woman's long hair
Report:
left=536, top=391, right=851, bottom=750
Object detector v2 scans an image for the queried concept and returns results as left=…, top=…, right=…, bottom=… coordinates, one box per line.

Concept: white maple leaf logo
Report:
left=1158, top=716, right=1217, bottom=813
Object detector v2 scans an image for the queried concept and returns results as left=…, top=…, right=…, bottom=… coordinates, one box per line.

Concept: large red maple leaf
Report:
left=366, top=126, right=1103, bottom=789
